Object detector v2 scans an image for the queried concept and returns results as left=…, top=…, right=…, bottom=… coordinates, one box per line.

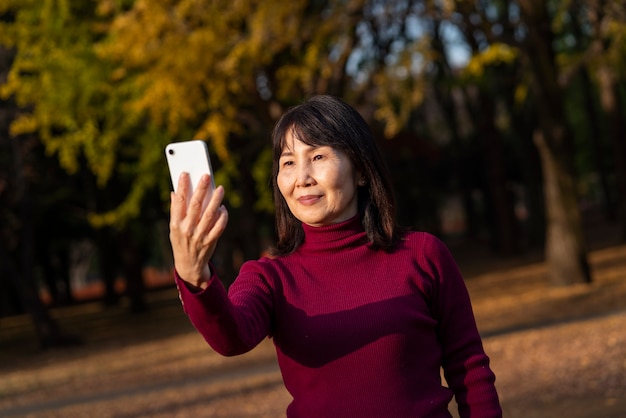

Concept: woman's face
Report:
left=277, top=130, right=360, bottom=227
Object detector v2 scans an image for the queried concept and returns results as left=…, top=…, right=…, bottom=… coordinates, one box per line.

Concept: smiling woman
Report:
left=168, top=95, right=502, bottom=418
left=270, top=95, right=398, bottom=256
left=276, top=134, right=360, bottom=228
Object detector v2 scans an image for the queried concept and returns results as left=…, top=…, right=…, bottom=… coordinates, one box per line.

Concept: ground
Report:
left=1, top=234, right=625, bottom=417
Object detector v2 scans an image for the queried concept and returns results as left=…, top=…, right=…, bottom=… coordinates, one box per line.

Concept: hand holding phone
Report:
left=166, top=140, right=227, bottom=288
left=165, top=140, right=215, bottom=195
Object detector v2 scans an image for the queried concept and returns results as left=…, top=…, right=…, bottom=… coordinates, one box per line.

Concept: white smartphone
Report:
left=165, top=140, right=215, bottom=198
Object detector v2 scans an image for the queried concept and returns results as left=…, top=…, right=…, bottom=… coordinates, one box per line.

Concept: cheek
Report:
left=276, top=174, right=290, bottom=198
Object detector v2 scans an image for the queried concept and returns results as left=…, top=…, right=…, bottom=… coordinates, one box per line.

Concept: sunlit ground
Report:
left=1, top=239, right=625, bottom=418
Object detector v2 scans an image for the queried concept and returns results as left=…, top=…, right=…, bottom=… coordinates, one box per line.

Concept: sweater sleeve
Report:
left=175, top=260, right=274, bottom=356
left=419, top=234, right=502, bottom=418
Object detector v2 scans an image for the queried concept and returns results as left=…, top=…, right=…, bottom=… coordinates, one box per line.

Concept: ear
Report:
left=356, top=169, right=366, bottom=186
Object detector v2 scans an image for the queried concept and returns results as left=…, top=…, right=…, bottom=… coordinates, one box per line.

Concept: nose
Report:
left=295, top=161, right=314, bottom=187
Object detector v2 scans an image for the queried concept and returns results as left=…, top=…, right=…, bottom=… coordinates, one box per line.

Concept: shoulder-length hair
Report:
left=270, top=95, right=400, bottom=256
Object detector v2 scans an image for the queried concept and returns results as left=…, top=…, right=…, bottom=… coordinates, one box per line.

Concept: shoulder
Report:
left=398, top=230, right=459, bottom=273
left=238, top=255, right=296, bottom=281
left=239, top=256, right=281, bottom=275
left=400, top=230, right=450, bottom=255
left=225, top=257, right=285, bottom=298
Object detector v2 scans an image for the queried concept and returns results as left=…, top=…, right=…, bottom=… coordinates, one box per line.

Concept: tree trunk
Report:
left=1, top=134, right=81, bottom=347
left=0, top=43, right=77, bottom=345
left=476, top=94, right=519, bottom=254
left=596, top=65, right=626, bottom=241
left=120, top=226, right=147, bottom=313
left=568, top=2, right=616, bottom=221
left=579, top=68, right=615, bottom=219
left=95, top=227, right=121, bottom=306
left=445, top=14, right=519, bottom=253
left=533, top=130, right=591, bottom=285
left=512, top=101, right=545, bottom=249
left=0, top=241, right=72, bottom=348
left=519, top=0, right=592, bottom=285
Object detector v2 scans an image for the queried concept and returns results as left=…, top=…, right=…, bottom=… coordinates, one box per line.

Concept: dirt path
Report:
left=1, top=243, right=625, bottom=417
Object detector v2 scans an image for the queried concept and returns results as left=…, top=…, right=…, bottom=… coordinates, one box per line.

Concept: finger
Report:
left=194, top=185, right=225, bottom=237
left=203, top=204, right=229, bottom=248
left=186, top=174, right=212, bottom=221
left=170, top=191, right=187, bottom=229
left=176, top=171, right=190, bottom=193
left=205, top=184, right=225, bottom=218
left=171, top=172, right=191, bottom=221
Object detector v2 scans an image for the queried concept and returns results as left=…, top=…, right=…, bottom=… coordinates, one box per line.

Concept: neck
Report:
left=297, top=215, right=368, bottom=254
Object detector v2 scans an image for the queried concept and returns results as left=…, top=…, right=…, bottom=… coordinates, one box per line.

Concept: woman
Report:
left=169, top=95, right=502, bottom=417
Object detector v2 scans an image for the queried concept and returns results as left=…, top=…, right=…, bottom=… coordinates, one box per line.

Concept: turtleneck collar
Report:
left=298, top=215, right=368, bottom=254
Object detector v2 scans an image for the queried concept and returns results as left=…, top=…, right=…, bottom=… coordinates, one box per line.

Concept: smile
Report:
left=297, top=195, right=321, bottom=205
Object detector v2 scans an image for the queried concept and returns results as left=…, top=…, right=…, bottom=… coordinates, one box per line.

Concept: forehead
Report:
left=280, top=129, right=316, bottom=154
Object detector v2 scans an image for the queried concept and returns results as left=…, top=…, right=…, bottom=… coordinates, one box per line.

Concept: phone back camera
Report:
left=168, top=149, right=175, bottom=155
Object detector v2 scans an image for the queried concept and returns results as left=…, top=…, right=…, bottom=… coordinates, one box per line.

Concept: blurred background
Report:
left=0, top=0, right=625, bottom=352
left=2, top=2, right=626, bottom=417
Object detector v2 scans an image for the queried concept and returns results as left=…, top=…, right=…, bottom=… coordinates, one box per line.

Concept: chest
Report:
left=271, top=251, right=437, bottom=366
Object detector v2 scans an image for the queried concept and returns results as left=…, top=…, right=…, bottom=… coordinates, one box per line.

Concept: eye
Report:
left=281, top=160, right=294, bottom=167
left=312, top=154, right=323, bottom=161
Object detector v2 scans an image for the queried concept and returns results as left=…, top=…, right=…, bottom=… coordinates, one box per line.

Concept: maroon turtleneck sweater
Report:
left=175, top=216, right=502, bottom=417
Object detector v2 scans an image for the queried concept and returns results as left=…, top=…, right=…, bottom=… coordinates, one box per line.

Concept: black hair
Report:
left=270, top=95, right=400, bottom=256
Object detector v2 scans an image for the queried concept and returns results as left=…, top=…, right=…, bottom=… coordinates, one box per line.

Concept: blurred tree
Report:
left=396, top=0, right=621, bottom=284
left=0, top=0, right=381, bottom=287
left=4, top=0, right=625, bottom=306
left=515, top=0, right=592, bottom=284
left=0, top=39, right=80, bottom=344
left=0, top=132, right=82, bottom=346
left=0, top=0, right=153, bottom=316
left=94, top=0, right=380, bottom=282
left=583, top=0, right=626, bottom=241
left=562, top=1, right=615, bottom=222
left=436, top=1, right=522, bottom=254
left=437, top=0, right=598, bottom=284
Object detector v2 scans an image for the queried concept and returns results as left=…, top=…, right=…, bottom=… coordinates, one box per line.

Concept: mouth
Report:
left=297, top=195, right=321, bottom=205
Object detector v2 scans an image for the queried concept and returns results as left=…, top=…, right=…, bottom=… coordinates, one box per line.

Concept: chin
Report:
left=301, top=220, right=325, bottom=227
left=297, top=216, right=327, bottom=227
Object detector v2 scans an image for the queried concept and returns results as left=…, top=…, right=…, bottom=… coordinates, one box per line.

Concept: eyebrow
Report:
left=279, top=143, right=328, bottom=159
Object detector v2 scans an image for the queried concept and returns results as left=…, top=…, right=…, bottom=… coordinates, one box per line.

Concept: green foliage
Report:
left=1, top=1, right=114, bottom=180
left=252, top=147, right=274, bottom=213
left=90, top=0, right=374, bottom=219
left=2, top=0, right=626, bottom=243
left=464, top=43, right=519, bottom=79
left=0, top=0, right=142, bottom=227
